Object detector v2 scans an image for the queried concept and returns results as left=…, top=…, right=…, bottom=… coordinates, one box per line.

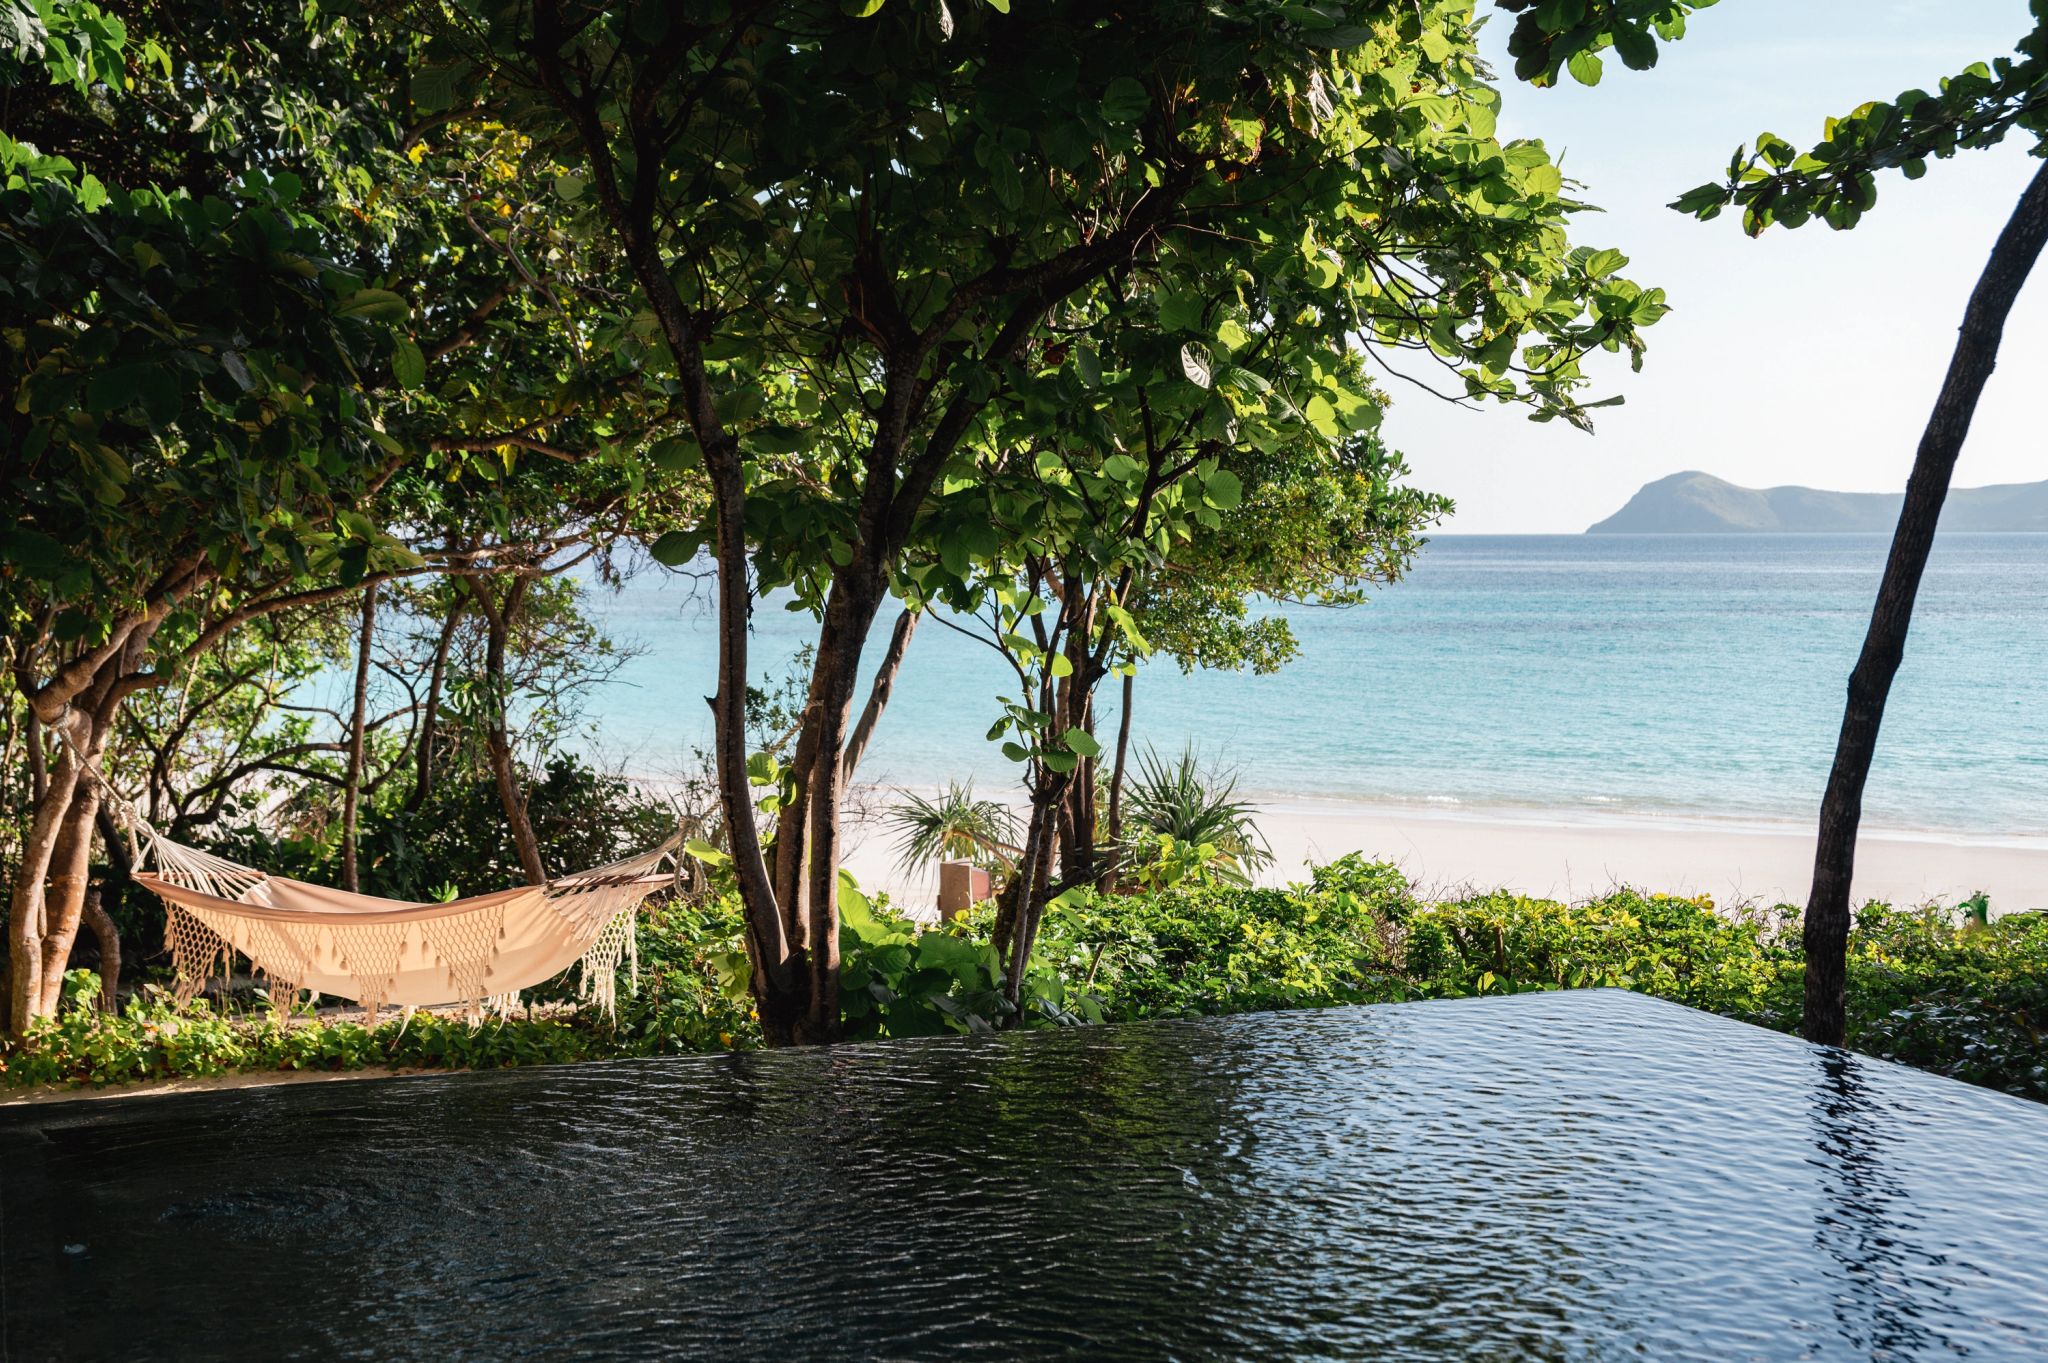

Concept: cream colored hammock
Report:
left=131, top=825, right=683, bottom=1024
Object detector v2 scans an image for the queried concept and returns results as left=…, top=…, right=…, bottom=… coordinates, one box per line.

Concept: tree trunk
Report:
left=8, top=742, right=80, bottom=1033
left=757, top=581, right=883, bottom=1044
left=406, top=596, right=462, bottom=813
left=8, top=615, right=165, bottom=1035
left=841, top=606, right=918, bottom=785
left=1803, top=160, right=2048, bottom=1047
left=472, top=577, right=547, bottom=886
left=340, top=582, right=378, bottom=893
left=37, top=780, right=103, bottom=1016
left=26, top=705, right=47, bottom=806
left=1101, top=669, right=1135, bottom=892
left=82, top=886, right=120, bottom=1014
left=1001, top=784, right=1065, bottom=1015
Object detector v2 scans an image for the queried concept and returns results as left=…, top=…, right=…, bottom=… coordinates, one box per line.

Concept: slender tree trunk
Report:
left=1101, top=670, right=1135, bottom=892
left=761, top=581, right=883, bottom=1044
left=37, top=780, right=102, bottom=1016
left=340, top=583, right=378, bottom=893
left=7, top=741, right=79, bottom=1033
left=841, top=606, right=919, bottom=785
left=407, top=598, right=462, bottom=813
left=25, top=706, right=47, bottom=806
left=1803, top=161, right=2048, bottom=1047
left=472, top=578, right=547, bottom=886
left=1001, top=784, right=1065, bottom=1015
left=82, top=886, right=120, bottom=1014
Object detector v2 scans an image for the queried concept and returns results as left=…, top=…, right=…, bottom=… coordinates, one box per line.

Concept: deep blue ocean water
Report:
left=575, top=534, right=2048, bottom=836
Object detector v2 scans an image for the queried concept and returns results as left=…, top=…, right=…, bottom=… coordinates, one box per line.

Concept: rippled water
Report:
left=5, top=992, right=2047, bottom=1360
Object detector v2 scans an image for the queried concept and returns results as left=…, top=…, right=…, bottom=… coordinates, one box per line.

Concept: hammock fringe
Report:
left=135, top=827, right=681, bottom=1024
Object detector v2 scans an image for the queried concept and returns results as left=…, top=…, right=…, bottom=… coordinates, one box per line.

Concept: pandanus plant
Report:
left=886, top=783, right=1020, bottom=879
left=1118, top=746, right=1272, bottom=887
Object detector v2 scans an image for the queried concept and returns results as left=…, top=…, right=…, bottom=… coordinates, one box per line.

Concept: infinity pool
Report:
left=4, top=991, right=2045, bottom=1360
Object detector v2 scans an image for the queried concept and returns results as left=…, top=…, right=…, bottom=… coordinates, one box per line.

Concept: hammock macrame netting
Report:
left=131, top=829, right=682, bottom=1024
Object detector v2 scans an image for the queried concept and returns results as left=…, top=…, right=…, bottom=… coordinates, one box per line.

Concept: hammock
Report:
left=130, top=826, right=684, bottom=1024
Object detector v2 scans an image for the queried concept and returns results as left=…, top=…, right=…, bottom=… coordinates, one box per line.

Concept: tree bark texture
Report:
left=1803, top=160, right=2048, bottom=1046
left=406, top=598, right=462, bottom=813
left=841, top=607, right=918, bottom=785
left=472, top=577, right=548, bottom=886
left=340, top=582, right=378, bottom=893
left=82, top=887, right=121, bottom=1014
left=1101, top=669, right=1135, bottom=892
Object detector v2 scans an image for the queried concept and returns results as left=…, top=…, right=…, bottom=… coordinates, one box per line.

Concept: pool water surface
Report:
left=2, top=991, right=2044, bottom=1360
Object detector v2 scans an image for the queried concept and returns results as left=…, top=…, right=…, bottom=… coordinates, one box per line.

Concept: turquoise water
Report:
left=578, top=534, right=2048, bottom=836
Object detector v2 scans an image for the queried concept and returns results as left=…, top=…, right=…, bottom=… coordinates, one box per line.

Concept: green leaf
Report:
left=1101, top=77, right=1148, bottom=125
left=0, top=530, right=79, bottom=583
left=1204, top=468, right=1243, bottom=510
left=1000, top=741, right=1031, bottom=763
left=1612, top=27, right=1657, bottom=71
left=335, top=288, right=408, bottom=323
left=1566, top=49, right=1603, bottom=88
left=1049, top=652, right=1074, bottom=678
left=650, top=530, right=702, bottom=566
left=1583, top=247, right=1628, bottom=279
left=684, top=838, right=730, bottom=866
left=650, top=435, right=700, bottom=472
left=391, top=337, right=426, bottom=391
left=1304, top=394, right=1340, bottom=439
left=1061, top=727, right=1102, bottom=758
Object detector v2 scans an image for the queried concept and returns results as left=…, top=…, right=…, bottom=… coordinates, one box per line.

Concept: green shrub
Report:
left=9, top=859, right=2045, bottom=1104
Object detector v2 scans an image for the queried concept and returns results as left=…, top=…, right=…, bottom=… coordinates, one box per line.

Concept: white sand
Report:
left=839, top=792, right=2048, bottom=917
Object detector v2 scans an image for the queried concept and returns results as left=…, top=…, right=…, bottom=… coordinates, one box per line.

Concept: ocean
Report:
left=574, top=534, right=2048, bottom=838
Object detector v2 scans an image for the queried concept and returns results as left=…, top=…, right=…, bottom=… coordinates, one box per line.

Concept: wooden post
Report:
left=937, top=860, right=991, bottom=921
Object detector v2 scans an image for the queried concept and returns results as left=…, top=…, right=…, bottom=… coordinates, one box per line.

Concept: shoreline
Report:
left=838, top=788, right=2048, bottom=917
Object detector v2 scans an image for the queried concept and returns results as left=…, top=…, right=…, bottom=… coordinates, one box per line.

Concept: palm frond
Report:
left=885, top=782, right=1018, bottom=876
left=1120, top=744, right=1272, bottom=876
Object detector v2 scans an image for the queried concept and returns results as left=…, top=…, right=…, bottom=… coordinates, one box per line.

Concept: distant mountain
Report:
left=1587, top=471, right=2048, bottom=534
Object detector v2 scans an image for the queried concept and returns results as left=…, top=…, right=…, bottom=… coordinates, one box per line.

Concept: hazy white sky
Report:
left=1388, top=0, right=2048, bottom=533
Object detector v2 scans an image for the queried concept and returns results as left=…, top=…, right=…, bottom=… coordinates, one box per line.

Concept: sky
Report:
left=1386, top=1, right=2048, bottom=533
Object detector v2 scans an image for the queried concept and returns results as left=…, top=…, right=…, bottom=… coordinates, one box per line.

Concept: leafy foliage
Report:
left=1669, top=7, right=2048, bottom=234
left=12, top=860, right=2047, bottom=1101
left=885, top=782, right=1017, bottom=876
left=1117, top=746, right=1272, bottom=885
left=1496, top=0, right=1719, bottom=89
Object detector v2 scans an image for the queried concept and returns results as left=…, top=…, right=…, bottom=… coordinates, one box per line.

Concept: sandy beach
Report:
left=840, top=793, right=2048, bottom=918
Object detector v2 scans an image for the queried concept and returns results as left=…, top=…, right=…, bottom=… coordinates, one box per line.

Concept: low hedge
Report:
left=5, top=858, right=2043, bottom=1102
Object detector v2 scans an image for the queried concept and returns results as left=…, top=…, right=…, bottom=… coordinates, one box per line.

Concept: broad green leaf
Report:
left=335, top=288, right=408, bottom=322
left=650, top=530, right=702, bottom=566
left=1101, top=77, right=1148, bottom=125
left=391, top=337, right=426, bottom=391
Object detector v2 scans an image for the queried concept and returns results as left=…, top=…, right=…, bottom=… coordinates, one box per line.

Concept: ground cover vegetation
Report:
left=9, top=863, right=2044, bottom=1105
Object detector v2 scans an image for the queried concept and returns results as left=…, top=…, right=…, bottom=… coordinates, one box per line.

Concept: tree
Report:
left=454, top=0, right=1669, bottom=1043
left=1669, top=9, right=2048, bottom=1046
left=0, top=2, right=658, bottom=1030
